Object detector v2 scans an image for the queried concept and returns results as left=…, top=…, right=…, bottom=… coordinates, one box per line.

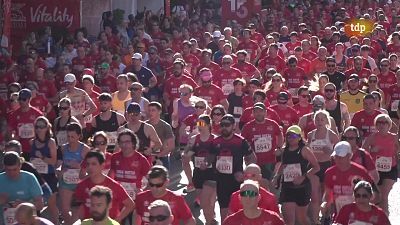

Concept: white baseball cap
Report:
left=132, top=53, right=143, bottom=60
left=331, top=141, right=352, bottom=157
left=212, top=30, right=222, bottom=38
left=64, top=73, right=76, bottom=83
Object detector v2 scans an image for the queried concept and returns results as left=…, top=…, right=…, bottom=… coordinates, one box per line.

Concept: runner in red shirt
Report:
left=72, top=46, right=93, bottom=75
left=7, top=89, right=43, bottom=159
left=223, top=180, right=284, bottom=225
left=232, top=50, right=261, bottom=83
left=228, top=164, right=279, bottom=214
left=270, top=92, right=298, bottom=133
left=194, top=68, right=228, bottom=108
left=108, top=130, right=151, bottom=200
left=241, top=103, right=283, bottom=178
left=241, top=79, right=269, bottom=109
left=264, top=73, right=293, bottom=106
left=323, top=141, right=374, bottom=217
left=350, top=94, right=382, bottom=140
left=301, top=40, right=317, bottom=62
left=294, top=47, right=312, bottom=76
left=334, top=181, right=390, bottom=225
left=377, top=58, right=396, bottom=97
left=74, top=151, right=134, bottom=222
left=344, top=56, right=372, bottom=87
left=97, top=63, right=117, bottom=93
left=285, top=32, right=301, bottom=56
left=257, top=44, right=286, bottom=75
left=33, top=68, right=58, bottom=100
left=214, top=55, right=243, bottom=97
left=237, top=29, right=261, bottom=63
left=249, top=23, right=266, bottom=47
left=282, top=56, right=308, bottom=100
left=181, top=41, right=200, bottom=76
left=385, top=70, right=400, bottom=117
left=135, top=166, right=195, bottom=225
left=293, top=86, right=313, bottom=117
left=197, top=49, right=221, bottom=80
left=25, top=82, right=53, bottom=118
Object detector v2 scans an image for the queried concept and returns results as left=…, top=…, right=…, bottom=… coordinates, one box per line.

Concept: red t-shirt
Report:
left=335, top=203, right=390, bottom=225
left=183, top=114, right=199, bottom=132
left=197, top=61, right=221, bottom=79
left=237, top=40, right=259, bottom=61
left=223, top=209, right=284, bottom=225
left=387, top=43, right=400, bottom=56
left=350, top=110, right=381, bottom=139
left=135, top=190, right=193, bottom=225
left=0, top=72, right=16, bottom=100
left=269, top=105, right=299, bottom=132
left=239, top=107, right=281, bottom=126
left=72, top=56, right=93, bottom=72
left=377, top=71, right=396, bottom=96
left=242, top=119, right=282, bottom=164
left=351, top=149, right=376, bottom=172
left=241, top=96, right=270, bottom=110
left=37, top=80, right=58, bottom=99
left=344, top=68, right=371, bottom=81
left=285, top=41, right=301, bottom=55
left=75, top=176, right=131, bottom=219
left=302, top=51, right=317, bottom=62
left=164, top=75, right=198, bottom=101
left=7, top=107, right=43, bottom=153
left=30, top=95, right=49, bottom=113
left=194, top=84, right=225, bottom=107
left=232, top=62, right=258, bottom=81
left=387, top=84, right=400, bottom=113
left=110, top=151, right=151, bottom=198
left=297, top=58, right=311, bottom=75
left=228, top=187, right=279, bottom=214
left=293, top=104, right=313, bottom=117
left=182, top=53, right=200, bottom=74
left=265, top=89, right=292, bottom=105
left=282, top=67, right=307, bottom=89
left=99, top=75, right=117, bottom=93
left=214, top=67, right=243, bottom=97
left=258, top=55, right=286, bottom=73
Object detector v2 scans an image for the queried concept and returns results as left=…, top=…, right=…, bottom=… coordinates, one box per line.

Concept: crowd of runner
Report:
left=0, top=0, right=400, bottom=224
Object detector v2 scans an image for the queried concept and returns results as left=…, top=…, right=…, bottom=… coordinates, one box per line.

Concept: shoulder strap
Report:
left=360, top=149, right=366, bottom=168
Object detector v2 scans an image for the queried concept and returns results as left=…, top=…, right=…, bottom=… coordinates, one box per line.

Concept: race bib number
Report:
left=106, top=132, right=118, bottom=146
left=121, top=182, right=137, bottom=200
left=31, top=158, right=48, bottom=174
left=335, top=195, right=353, bottom=212
left=3, top=207, right=16, bottom=225
left=18, top=124, right=35, bottom=139
left=283, top=163, right=302, bottom=182
left=391, top=100, right=399, bottom=112
left=288, top=88, right=298, bottom=97
left=63, top=169, right=80, bottom=184
left=375, top=156, right=392, bottom=172
left=194, top=156, right=211, bottom=168
left=254, top=136, right=272, bottom=153
left=56, top=131, right=68, bottom=146
left=233, top=106, right=243, bottom=115
left=216, top=156, right=233, bottom=174
left=222, top=84, right=234, bottom=96
left=309, top=139, right=328, bottom=153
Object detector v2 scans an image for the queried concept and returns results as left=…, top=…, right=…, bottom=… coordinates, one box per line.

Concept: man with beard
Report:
left=321, top=57, right=347, bottom=92
left=340, top=74, right=366, bottom=119
left=92, top=93, right=126, bottom=151
left=81, top=185, right=120, bottom=225
left=75, top=151, right=134, bottom=222
left=324, top=82, right=351, bottom=133
left=213, top=114, right=257, bottom=221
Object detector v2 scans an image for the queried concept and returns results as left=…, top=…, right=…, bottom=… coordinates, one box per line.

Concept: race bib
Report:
left=349, top=220, right=373, bottom=225
left=18, top=123, right=35, bottom=139
left=309, top=139, right=328, bottom=153
left=121, top=182, right=137, bottom=200
left=375, top=156, right=392, bottom=172
left=222, top=84, right=234, bottom=96
left=233, top=106, right=243, bottom=115
left=63, top=169, right=80, bottom=184
left=31, top=158, right=48, bottom=174
left=194, top=156, right=211, bottom=168
left=3, top=207, right=16, bottom=225
left=106, top=132, right=118, bottom=146
left=391, top=100, right=399, bottom=112
left=283, top=163, right=302, bottom=182
left=254, top=136, right=272, bottom=153
left=216, top=156, right=233, bottom=174
left=335, top=195, right=353, bottom=212
left=288, top=88, right=298, bottom=97
left=56, top=131, right=68, bottom=146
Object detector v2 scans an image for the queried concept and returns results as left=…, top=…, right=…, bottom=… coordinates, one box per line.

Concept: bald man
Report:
left=228, top=164, right=280, bottom=215
left=148, top=200, right=174, bottom=225
left=15, top=202, right=54, bottom=225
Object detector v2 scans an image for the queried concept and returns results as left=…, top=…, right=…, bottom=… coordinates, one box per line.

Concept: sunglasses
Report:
left=59, top=106, right=70, bottom=111
left=286, top=133, right=301, bottom=139
left=149, top=215, right=169, bottom=222
left=195, top=105, right=205, bottom=109
left=35, top=125, right=47, bottom=129
left=324, top=89, right=335, bottom=93
left=240, top=190, right=259, bottom=197
left=148, top=182, right=164, bottom=188
left=130, top=87, right=141, bottom=91
left=381, top=64, right=389, bottom=67
left=327, top=64, right=336, bottom=67
left=220, top=122, right=232, bottom=127
left=127, top=112, right=140, bottom=116
left=94, top=141, right=106, bottom=146
left=354, top=193, right=370, bottom=199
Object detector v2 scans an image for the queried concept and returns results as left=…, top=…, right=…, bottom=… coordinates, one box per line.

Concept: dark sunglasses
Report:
left=180, top=92, right=190, bottom=96
left=59, top=106, right=70, bottom=111
left=327, top=64, right=336, bottom=67
left=195, top=105, right=205, bottom=109
left=220, top=122, right=232, bottom=127
left=354, top=193, right=370, bottom=199
left=286, top=133, right=301, bottom=139
left=94, top=141, right=107, bottom=146
left=324, top=89, right=335, bottom=93
left=240, top=190, right=259, bottom=197
left=35, top=125, right=47, bottom=129
left=149, top=215, right=169, bottom=222
left=148, top=182, right=164, bottom=188
left=381, top=64, right=389, bottom=67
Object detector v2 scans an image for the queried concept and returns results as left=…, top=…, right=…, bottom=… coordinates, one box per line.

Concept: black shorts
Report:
left=42, top=174, right=58, bottom=193
left=315, top=161, right=332, bottom=183
left=279, top=182, right=311, bottom=207
left=260, top=163, right=276, bottom=180
left=216, top=174, right=240, bottom=208
left=193, top=168, right=216, bottom=189
left=378, top=167, right=398, bottom=185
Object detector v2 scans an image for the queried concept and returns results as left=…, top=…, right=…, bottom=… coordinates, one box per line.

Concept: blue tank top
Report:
left=30, top=139, right=55, bottom=174
left=63, top=143, right=84, bottom=168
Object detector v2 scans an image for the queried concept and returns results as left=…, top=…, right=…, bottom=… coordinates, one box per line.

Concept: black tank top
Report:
left=95, top=111, right=119, bottom=132
left=56, top=116, right=72, bottom=131
left=125, top=122, right=151, bottom=152
left=326, top=100, right=342, bottom=133
left=192, top=134, right=215, bottom=172
left=281, top=145, right=309, bottom=188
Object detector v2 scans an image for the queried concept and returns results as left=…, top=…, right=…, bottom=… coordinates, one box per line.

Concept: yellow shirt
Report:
left=340, top=90, right=366, bottom=116
left=112, top=91, right=131, bottom=114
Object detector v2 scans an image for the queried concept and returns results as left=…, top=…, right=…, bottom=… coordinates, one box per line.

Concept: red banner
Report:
left=11, top=0, right=81, bottom=52
left=221, top=0, right=262, bottom=26
left=1, top=0, right=11, bottom=49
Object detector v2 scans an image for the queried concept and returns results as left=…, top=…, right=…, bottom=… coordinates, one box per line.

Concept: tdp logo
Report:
left=344, top=19, right=374, bottom=37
